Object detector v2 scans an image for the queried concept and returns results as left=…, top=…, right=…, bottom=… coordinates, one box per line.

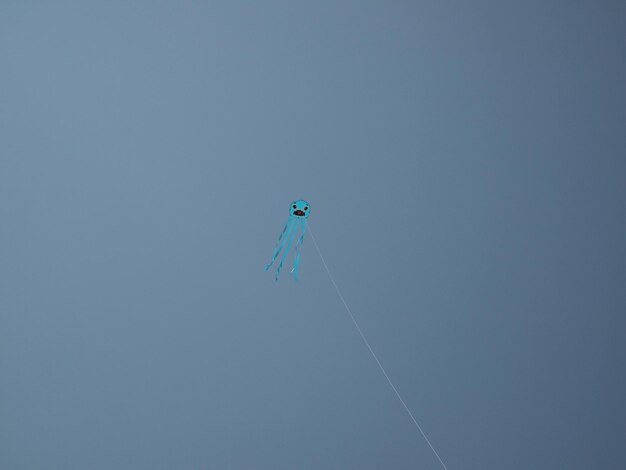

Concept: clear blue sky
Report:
left=1, top=1, right=624, bottom=468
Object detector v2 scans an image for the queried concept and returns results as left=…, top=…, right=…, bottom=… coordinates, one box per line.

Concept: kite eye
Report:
left=304, top=206, right=308, bottom=210
left=292, top=205, right=297, bottom=209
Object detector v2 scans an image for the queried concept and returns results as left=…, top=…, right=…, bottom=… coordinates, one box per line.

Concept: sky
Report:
left=1, top=1, right=625, bottom=469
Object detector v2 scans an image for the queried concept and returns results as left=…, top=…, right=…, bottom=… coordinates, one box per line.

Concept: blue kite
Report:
left=265, top=199, right=310, bottom=281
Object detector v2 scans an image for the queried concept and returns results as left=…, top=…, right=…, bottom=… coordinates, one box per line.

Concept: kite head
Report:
left=290, top=199, right=311, bottom=219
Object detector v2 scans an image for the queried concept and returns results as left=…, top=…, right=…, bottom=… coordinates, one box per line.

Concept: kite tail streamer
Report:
left=306, top=221, right=450, bottom=470
left=265, top=219, right=295, bottom=272
left=292, top=220, right=307, bottom=281
left=275, top=222, right=297, bottom=281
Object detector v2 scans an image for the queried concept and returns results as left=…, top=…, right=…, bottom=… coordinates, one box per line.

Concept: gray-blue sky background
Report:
left=1, top=1, right=625, bottom=469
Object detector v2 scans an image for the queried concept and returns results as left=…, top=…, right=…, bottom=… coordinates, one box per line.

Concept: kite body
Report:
left=265, top=200, right=310, bottom=281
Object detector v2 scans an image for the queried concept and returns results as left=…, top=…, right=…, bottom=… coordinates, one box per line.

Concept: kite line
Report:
left=307, top=222, right=449, bottom=470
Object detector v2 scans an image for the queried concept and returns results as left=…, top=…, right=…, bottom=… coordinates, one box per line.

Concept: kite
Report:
left=265, top=199, right=310, bottom=281
left=263, top=200, right=449, bottom=469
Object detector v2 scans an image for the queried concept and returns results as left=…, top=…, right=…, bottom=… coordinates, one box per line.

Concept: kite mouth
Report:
left=294, top=210, right=305, bottom=216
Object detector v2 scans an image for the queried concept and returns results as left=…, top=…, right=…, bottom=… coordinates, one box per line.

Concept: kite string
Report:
left=306, top=222, right=449, bottom=470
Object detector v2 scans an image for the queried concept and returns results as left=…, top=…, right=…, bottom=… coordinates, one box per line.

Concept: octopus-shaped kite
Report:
left=265, top=199, right=310, bottom=281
